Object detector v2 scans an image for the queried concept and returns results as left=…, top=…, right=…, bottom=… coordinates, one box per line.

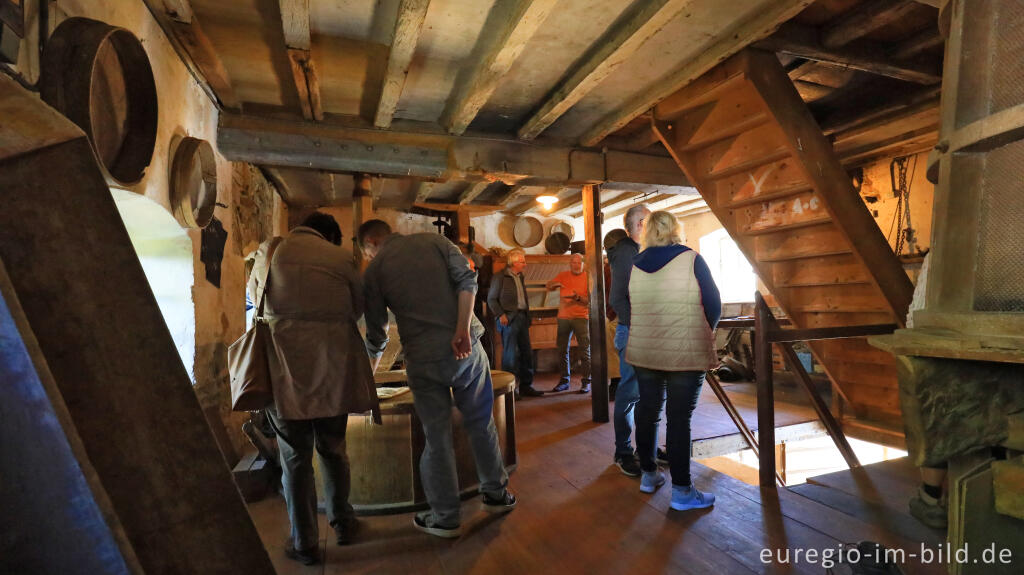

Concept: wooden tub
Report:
left=343, top=370, right=517, bottom=515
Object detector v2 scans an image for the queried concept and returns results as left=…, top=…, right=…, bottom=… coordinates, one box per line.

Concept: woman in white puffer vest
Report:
left=626, top=210, right=721, bottom=511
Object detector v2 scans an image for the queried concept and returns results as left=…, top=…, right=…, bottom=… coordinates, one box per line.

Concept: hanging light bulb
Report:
left=536, top=195, right=559, bottom=210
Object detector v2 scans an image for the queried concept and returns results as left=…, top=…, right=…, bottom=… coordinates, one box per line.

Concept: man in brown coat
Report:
left=248, top=212, right=379, bottom=565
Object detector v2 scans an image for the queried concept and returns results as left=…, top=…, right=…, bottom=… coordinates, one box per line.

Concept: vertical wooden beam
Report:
left=441, top=0, right=559, bottom=135
left=415, top=181, right=435, bottom=202
left=279, top=0, right=322, bottom=121
left=454, top=208, right=472, bottom=245
left=705, top=371, right=784, bottom=485
left=778, top=342, right=861, bottom=469
left=754, top=291, right=776, bottom=488
left=287, top=49, right=323, bottom=121
left=375, top=0, right=432, bottom=128
left=352, top=175, right=374, bottom=269
left=583, top=184, right=609, bottom=423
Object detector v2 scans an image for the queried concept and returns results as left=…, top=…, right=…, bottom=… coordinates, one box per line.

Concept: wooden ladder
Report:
left=652, top=49, right=914, bottom=428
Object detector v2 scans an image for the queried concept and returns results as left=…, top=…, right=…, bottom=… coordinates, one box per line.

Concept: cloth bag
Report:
left=229, top=238, right=282, bottom=411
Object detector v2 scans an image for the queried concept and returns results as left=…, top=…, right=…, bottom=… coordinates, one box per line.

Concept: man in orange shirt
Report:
left=546, top=253, right=591, bottom=393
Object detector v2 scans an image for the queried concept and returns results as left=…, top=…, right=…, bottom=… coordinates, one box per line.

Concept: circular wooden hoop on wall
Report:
left=41, top=17, right=158, bottom=187
left=170, top=137, right=218, bottom=229
left=549, top=221, right=574, bottom=241
left=513, top=216, right=543, bottom=247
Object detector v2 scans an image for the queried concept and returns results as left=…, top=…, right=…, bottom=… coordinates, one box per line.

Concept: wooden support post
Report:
left=352, top=175, right=374, bottom=270
left=583, top=184, right=608, bottom=422
left=754, top=291, right=776, bottom=488
left=779, top=342, right=861, bottom=469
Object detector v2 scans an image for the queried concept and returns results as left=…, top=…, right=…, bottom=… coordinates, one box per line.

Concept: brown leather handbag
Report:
left=228, top=238, right=282, bottom=412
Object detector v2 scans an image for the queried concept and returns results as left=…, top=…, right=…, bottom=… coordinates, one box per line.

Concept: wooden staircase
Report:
left=652, top=49, right=914, bottom=430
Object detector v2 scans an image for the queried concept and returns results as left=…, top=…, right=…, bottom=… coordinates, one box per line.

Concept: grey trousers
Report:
left=267, top=408, right=354, bottom=551
left=556, top=317, right=592, bottom=384
left=405, top=341, right=509, bottom=526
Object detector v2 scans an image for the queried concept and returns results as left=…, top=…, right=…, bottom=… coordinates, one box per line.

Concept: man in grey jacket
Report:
left=358, top=220, right=516, bottom=539
left=487, top=249, right=544, bottom=397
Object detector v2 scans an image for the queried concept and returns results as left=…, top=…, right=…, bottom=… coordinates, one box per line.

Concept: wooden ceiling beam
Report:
left=496, top=185, right=529, bottom=206
left=517, top=0, right=689, bottom=141
left=415, top=181, right=436, bottom=202
left=579, top=0, right=813, bottom=147
left=604, top=193, right=674, bottom=219
left=548, top=190, right=585, bottom=216
left=889, top=28, right=944, bottom=60
left=819, top=84, right=942, bottom=135
left=821, top=0, right=919, bottom=49
left=279, top=0, right=323, bottom=121
left=217, top=114, right=689, bottom=186
left=141, top=0, right=239, bottom=109
left=375, top=0, right=432, bottom=129
left=457, top=181, right=491, bottom=204
left=755, top=22, right=942, bottom=85
left=441, top=0, right=558, bottom=135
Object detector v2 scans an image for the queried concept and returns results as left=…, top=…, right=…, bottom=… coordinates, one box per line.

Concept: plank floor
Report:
left=247, top=373, right=944, bottom=574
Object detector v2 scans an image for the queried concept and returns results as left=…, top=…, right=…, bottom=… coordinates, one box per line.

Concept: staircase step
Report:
left=741, top=215, right=832, bottom=236
left=755, top=223, right=853, bottom=262
left=679, top=113, right=770, bottom=152
left=725, top=182, right=813, bottom=209
left=772, top=254, right=872, bottom=288
left=705, top=149, right=790, bottom=181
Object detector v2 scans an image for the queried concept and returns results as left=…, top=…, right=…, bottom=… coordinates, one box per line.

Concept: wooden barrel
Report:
left=40, top=17, right=158, bottom=187
left=170, top=137, right=218, bottom=229
left=340, top=370, right=518, bottom=515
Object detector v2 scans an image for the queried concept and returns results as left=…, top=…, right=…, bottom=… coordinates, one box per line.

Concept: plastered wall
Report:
left=7, top=0, right=270, bottom=462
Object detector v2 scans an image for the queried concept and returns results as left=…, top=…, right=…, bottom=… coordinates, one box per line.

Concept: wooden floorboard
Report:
left=247, top=373, right=940, bottom=574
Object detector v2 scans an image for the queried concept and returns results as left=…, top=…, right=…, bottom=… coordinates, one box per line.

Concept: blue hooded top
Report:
left=632, top=244, right=722, bottom=328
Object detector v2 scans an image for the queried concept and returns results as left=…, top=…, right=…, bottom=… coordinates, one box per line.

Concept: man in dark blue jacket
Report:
left=607, top=204, right=650, bottom=476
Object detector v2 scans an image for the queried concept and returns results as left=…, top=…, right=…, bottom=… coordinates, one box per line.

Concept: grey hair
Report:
left=506, top=248, right=526, bottom=265
left=624, top=204, right=650, bottom=231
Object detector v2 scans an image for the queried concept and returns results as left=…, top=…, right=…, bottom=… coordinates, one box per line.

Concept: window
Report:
left=699, top=228, right=756, bottom=303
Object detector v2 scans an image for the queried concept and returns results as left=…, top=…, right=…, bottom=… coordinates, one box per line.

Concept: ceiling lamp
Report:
left=536, top=195, right=559, bottom=210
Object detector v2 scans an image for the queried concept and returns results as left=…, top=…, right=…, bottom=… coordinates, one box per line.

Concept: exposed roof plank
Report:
left=755, top=22, right=942, bottom=85
left=821, top=0, right=919, bottom=49
left=141, top=0, right=239, bottom=109
left=517, top=0, right=689, bottom=141
left=375, top=0, right=432, bottom=129
left=579, top=0, right=813, bottom=147
left=280, top=0, right=311, bottom=50
left=549, top=192, right=585, bottom=216
left=441, top=0, right=559, bottom=135
left=457, top=181, right=491, bottom=204
left=605, top=193, right=675, bottom=219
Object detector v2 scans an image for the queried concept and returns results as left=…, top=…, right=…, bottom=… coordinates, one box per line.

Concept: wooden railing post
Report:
left=754, top=291, right=776, bottom=488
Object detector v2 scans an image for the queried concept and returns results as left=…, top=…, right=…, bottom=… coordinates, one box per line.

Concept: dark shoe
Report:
left=909, top=487, right=948, bottom=529
left=520, top=385, right=544, bottom=397
left=482, top=489, right=517, bottom=513
left=552, top=381, right=570, bottom=392
left=579, top=382, right=591, bottom=394
left=656, top=447, right=669, bottom=466
left=284, top=543, right=320, bottom=565
left=334, top=516, right=360, bottom=545
left=614, top=453, right=642, bottom=477
left=413, top=513, right=462, bottom=538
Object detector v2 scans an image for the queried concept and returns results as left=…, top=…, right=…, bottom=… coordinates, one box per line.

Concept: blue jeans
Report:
left=405, top=342, right=509, bottom=526
left=612, top=323, right=639, bottom=458
left=266, top=408, right=352, bottom=551
left=635, top=368, right=704, bottom=487
left=497, top=312, right=534, bottom=388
